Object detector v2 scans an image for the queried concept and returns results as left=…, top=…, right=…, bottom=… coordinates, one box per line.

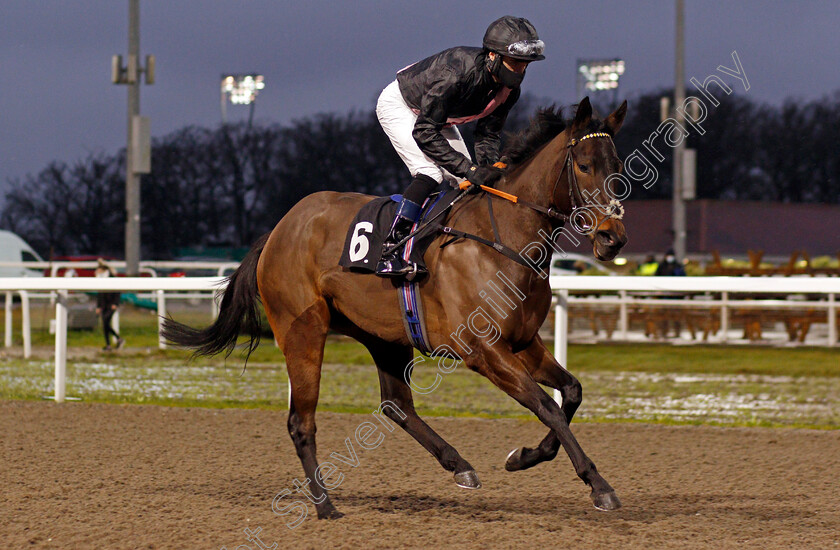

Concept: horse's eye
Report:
left=578, top=163, right=590, bottom=173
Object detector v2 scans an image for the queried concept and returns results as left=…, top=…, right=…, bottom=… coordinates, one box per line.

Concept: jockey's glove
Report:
left=465, top=164, right=503, bottom=194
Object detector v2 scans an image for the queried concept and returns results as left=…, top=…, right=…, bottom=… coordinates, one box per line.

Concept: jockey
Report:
left=375, top=15, right=545, bottom=277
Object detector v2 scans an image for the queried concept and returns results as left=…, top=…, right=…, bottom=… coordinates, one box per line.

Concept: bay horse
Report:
left=163, top=97, right=629, bottom=519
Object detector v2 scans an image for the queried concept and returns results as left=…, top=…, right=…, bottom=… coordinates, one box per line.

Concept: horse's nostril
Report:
left=597, top=231, right=615, bottom=247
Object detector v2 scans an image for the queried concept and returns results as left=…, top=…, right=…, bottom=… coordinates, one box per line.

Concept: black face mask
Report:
left=496, top=61, right=525, bottom=89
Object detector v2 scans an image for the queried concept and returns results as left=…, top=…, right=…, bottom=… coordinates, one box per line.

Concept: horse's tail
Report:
left=161, top=232, right=270, bottom=363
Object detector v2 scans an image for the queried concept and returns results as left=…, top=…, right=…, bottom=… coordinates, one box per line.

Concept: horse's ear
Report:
left=573, top=97, right=593, bottom=130
left=605, top=100, right=628, bottom=136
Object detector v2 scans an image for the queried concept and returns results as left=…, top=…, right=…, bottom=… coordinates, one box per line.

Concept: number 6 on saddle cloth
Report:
left=339, top=183, right=456, bottom=275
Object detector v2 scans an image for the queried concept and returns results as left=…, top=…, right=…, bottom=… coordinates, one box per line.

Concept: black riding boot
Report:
left=375, top=174, right=438, bottom=279
left=375, top=198, right=424, bottom=278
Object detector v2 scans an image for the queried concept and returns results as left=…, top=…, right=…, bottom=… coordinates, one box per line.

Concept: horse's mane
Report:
left=503, top=104, right=606, bottom=166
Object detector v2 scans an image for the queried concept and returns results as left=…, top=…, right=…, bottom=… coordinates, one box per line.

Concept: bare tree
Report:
left=3, top=93, right=838, bottom=258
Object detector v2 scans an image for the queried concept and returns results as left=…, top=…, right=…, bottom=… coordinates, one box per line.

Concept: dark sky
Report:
left=2, top=1, right=839, bottom=188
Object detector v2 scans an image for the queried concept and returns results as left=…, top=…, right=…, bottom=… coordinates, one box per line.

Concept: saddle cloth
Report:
left=338, top=185, right=458, bottom=273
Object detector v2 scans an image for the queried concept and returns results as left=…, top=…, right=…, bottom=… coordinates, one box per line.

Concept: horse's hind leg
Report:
left=281, top=302, right=343, bottom=519
left=505, top=336, right=579, bottom=473
left=365, top=339, right=480, bottom=489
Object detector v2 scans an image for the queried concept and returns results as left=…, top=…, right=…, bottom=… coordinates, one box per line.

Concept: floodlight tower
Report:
left=221, top=74, right=265, bottom=128
left=112, top=0, right=154, bottom=275
left=576, top=58, right=625, bottom=109
left=673, top=0, right=687, bottom=261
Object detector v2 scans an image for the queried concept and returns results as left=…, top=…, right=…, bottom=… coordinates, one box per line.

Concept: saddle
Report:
left=339, top=182, right=539, bottom=355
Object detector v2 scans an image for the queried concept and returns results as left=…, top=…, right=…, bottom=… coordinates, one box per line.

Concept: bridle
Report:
left=476, top=131, right=625, bottom=234
left=549, top=131, right=625, bottom=233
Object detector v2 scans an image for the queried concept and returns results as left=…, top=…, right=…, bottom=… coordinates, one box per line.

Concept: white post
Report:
left=553, top=290, right=569, bottom=405
left=829, top=293, right=836, bottom=348
left=619, top=290, right=629, bottom=339
left=4, top=292, right=11, bottom=347
left=55, top=290, right=68, bottom=403
left=112, top=310, right=120, bottom=336
left=720, top=291, right=729, bottom=342
left=156, top=289, right=167, bottom=349
left=20, top=291, right=31, bottom=358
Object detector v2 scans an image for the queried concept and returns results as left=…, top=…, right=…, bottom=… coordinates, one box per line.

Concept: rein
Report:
left=437, top=131, right=625, bottom=267
left=385, top=131, right=626, bottom=265
left=460, top=131, right=625, bottom=228
left=459, top=163, right=568, bottom=223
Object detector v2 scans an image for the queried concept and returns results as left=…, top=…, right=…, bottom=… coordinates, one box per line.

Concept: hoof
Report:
left=317, top=507, right=345, bottom=520
left=454, top=470, right=482, bottom=489
left=504, top=447, right=525, bottom=471
left=591, top=490, right=622, bottom=511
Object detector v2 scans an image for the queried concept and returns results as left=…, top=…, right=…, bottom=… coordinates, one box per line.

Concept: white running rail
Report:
left=549, top=276, right=840, bottom=403
left=0, top=277, right=227, bottom=402
left=0, top=275, right=837, bottom=404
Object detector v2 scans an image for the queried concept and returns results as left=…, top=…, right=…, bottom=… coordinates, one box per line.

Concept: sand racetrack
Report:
left=1, top=401, right=838, bottom=549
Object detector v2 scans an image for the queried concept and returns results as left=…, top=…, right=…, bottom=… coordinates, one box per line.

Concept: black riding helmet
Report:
left=482, top=16, right=546, bottom=62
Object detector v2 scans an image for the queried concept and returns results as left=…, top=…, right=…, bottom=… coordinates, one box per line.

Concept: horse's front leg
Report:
left=467, top=342, right=620, bottom=511
left=505, top=336, right=579, bottom=473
